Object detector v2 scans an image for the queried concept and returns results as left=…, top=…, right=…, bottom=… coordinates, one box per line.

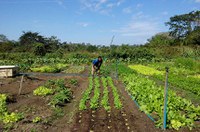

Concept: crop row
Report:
left=129, top=64, right=200, bottom=96
left=101, top=77, right=111, bottom=111
left=122, top=73, right=200, bottom=130
left=107, top=77, right=122, bottom=109
left=31, top=63, right=68, bottom=73
left=64, top=66, right=85, bottom=74
left=79, top=76, right=122, bottom=111
left=90, top=77, right=101, bottom=109
left=79, top=77, right=93, bottom=110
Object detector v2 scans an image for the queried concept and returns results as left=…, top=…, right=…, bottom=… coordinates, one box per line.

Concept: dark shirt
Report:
left=92, top=59, right=102, bottom=68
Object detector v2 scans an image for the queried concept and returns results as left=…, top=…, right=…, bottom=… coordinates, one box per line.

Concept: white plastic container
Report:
left=0, top=65, right=19, bottom=77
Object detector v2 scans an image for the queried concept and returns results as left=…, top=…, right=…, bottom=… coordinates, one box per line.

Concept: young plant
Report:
left=107, top=77, right=122, bottom=109
left=122, top=72, right=200, bottom=130
left=90, top=77, right=100, bottom=109
left=33, top=86, right=53, bottom=96
left=79, top=77, right=93, bottom=110
left=101, top=77, right=110, bottom=111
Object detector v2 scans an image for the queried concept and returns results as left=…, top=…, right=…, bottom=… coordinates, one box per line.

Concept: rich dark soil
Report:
left=72, top=78, right=161, bottom=132
left=0, top=74, right=88, bottom=132
left=1, top=71, right=199, bottom=131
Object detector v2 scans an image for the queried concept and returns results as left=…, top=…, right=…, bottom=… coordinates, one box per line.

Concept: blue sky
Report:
left=0, top=0, right=199, bottom=45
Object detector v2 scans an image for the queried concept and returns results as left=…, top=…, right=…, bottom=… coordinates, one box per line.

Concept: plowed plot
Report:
left=0, top=75, right=88, bottom=132
left=72, top=77, right=161, bottom=132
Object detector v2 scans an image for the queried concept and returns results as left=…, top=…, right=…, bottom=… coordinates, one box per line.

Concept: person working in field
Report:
left=92, top=56, right=103, bottom=76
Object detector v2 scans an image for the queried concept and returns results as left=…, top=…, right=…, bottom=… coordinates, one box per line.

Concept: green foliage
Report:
left=33, top=86, right=53, bottom=96
left=0, top=42, right=14, bottom=52
left=19, top=31, right=45, bottom=46
left=79, top=77, right=93, bottom=110
left=52, top=107, right=64, bottom=117
left=90, top=77, right=100, bottom=109
left=33, top=42, right=46, bottom=56
left=64, top=66, right=85, bottom=73
left=166, top=10, right=200, bottom=40
left=0, top=94, right=24, bottom=125
left=2, top=112, right=23, bottom=124
left=129, top=65, right=164, bottom=76
left=185, top=28, right=200, bottom=45
left=31, top=63, right=68, bottom=73
left=0, top=34, right=9, bottom=42
left=107, top=77, right=122, bottom=109
left=174, top=58, right=200, bottom=72
left=147, top=32, right=175, bottom=46
left=0, top=94, right=8, bottom=118
left=50, top=88, right=72, bottom=107
left=33, top=79, right=73, bottom=111
left=101, top=77, right=111, bottom=111
left=122, top=73, right=200, bottom=130
left=109, top=46, right=155, bottom=62
left=116, top=64, right=135, bottom=77
left=69, top=79, right=78, bottom=86
left=45, top=79, right=73, bottom=107
left=131, top=63, right=200, bottom=97
left=32, top=116, right=42, bottom=123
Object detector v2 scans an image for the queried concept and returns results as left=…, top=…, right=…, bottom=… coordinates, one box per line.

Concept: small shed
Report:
left=0, top=66, right=19, bottom=77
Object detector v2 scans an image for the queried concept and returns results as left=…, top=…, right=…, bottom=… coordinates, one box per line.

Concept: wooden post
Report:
left=163, top=67, right=169, bottom=130
left=18, top=75, right=24, bottom=95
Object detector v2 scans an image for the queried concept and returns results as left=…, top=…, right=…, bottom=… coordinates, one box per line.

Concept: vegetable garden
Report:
left=0, top=56, right=200, bottom=131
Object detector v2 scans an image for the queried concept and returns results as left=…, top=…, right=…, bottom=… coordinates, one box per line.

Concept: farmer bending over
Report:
left=92, top=56, right=103, bottom=76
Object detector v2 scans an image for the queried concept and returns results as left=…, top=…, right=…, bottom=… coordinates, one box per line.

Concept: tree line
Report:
left=0, top=10, right=199, bottom=57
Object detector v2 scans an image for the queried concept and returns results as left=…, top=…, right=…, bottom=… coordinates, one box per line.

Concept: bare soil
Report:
left=0, top=75, right=88, bottom=132
left=0, top=73, right=199, bottom=131
left=72, top=78, right=161, bottom=132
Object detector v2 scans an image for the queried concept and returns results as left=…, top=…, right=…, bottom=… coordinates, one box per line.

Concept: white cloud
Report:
left=116, top=0, right=125, bottom=6
left=80, top=0, right=125, bottom=14
left=113, top=21, right=160, bottom=37
left=56, top=0, right=66, bottom=9
left=112, top=13, right=162, bottom=43
left=136, top=3, right=143, bottom=8
left=161, top=11, right=168, bottom=15
left=107, top=3, right=115, bottom=8
left=78, top=22, right=89, bottom=27
left=123, top=7, right=132, bottom=14
left=195, top=0, right=200, bottom=3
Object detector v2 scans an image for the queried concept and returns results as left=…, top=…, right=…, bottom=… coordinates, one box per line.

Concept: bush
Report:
left=174, top=58, right=200, bottom=72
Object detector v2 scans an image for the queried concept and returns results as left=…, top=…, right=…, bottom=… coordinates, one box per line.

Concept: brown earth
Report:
left=72, top=78, right=161, bottom=132
left=0, top=75, right=88, bottom=132
left=0, top=71, right=199, bottom=131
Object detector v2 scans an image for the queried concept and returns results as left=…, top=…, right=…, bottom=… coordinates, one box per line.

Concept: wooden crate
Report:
left=0, top=66, right=19, bottom=77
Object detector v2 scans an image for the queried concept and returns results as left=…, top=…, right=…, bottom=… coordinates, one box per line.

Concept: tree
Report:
left=86, top=44, right=97, bottom=52
left=166, top=10, right=200, bottom=40
left=45, top=36, right=60, bottom=52
left=0, top=42, right=13, bottom=52
left=0, top=34, right=9, bottom=43
left=33, top=42, right=46, bottom=56
left=185, top=27, right=200, bottom=45
left=147, top=32, right=175, bottom=46
left=19, top=31, right=45, bottom=46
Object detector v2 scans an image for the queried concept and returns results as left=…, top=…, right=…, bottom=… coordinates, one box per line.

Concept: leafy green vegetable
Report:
left=101, top=77, right=111, bottom=111
left=122, top=72, right=200, bottom=130
left=90, top=77, right=100, bottom=109
left=32, top=116, right=42, bottom=123
left=33, top=86, right=53, bottom=96
left=107, top=77, right=122, bottom=109
left=79, top=77, right=93, bottom=110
